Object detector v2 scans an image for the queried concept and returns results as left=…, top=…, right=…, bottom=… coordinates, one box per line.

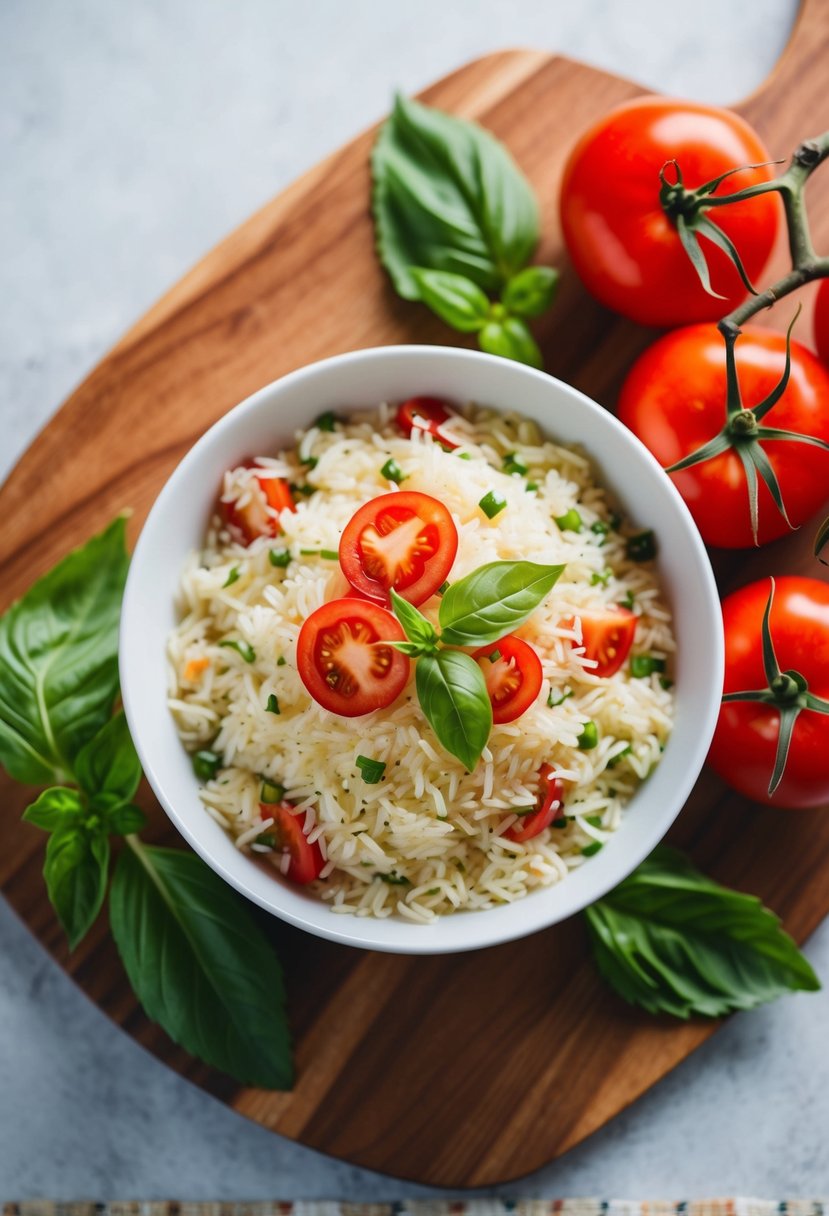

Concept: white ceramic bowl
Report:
left=120, top=345, right=723, bottom=954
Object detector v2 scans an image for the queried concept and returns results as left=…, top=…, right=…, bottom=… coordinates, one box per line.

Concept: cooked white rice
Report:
left=168, top=401, right=675, bottom=921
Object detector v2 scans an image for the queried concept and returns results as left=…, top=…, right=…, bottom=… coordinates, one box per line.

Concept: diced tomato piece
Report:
left=395, top=396, right=459, bottom=448
left=260, top=802, right=324, bottom=885
left=219, top=460, right=295, bottom=545
left=473, top=635, right=543, bottom=724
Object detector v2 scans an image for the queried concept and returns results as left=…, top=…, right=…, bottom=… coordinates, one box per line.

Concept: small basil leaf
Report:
left=585, top=845, right=820, bottom=1019
left=109, top=842, right=293, bottom=1089
left=44, top=827, right=110, bottom=951
left=415, top=650, right=492, bottom=771
left=107, top=803, right=148, bottom=835
left=409, top=268, right=490, bottom=333
left=390, top=589, right=439, bottom=647
left=23, top=787, right=85, bottom=831
left=479, top=316, right=542, bottom=369
left=502, top=266, right=559, bottom=318
left=0, top=515, right=129, bottom=785
left=439, top=560, right=565, bottom=646
left=391, top=641, right=435, bottom=657
left=74, top=710, right=141, bottom=803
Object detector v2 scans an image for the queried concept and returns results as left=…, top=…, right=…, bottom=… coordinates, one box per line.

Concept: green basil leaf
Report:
left=502, top=265, right=559, bottom=318
left=390, top=589, right=439, bottom=648
left=74, top=710, right=141, bottom=803
left=478, top=316, right=542, bottom=369
left=110, top=842, right=293, bottom=1089
left=0, top=516, right=129, bottom=785
left=23, top=786, right=85, bottom=831
left=106, top=802, right=148, bottom=835
left=439, top=560, right=565, bottom=646
left=415, top=650, right=492, bottom=771
left=585, top=846, right=820, bottom=1019
left=44, top=827, right=110, bottom=951
left=409, top=268, right=490, bottom=332
left=372, top=93, right=539, bottom=300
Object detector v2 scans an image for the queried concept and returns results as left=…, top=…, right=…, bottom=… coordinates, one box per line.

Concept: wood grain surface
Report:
left=2, top=0, right=829, bottom=1188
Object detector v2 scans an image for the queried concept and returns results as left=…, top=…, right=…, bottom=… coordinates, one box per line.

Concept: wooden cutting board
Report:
left=2, top=0, right=828, bottom=1188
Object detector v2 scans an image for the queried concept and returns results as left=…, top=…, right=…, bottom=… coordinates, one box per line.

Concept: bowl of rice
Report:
left=120, top=345, right=723, bottom=954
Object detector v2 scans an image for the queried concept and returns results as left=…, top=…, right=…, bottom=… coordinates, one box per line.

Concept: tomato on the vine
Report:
left=505, top=764, right=564, bottom=842
left=708, top=577, right=829, bottom=809
left=296, top=598, right=410, bottom=717
left=472, top=635, right=543, bottom=724
left=617, top=324, right=829, bottom=548
left=260, top=802, right=325, bottom=884
left=560, top=96, right=780, bottom=327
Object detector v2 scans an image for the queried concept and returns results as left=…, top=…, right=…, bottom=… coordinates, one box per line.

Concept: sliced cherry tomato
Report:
left=396, top=396, right=459, bottom=448
left=473, top=636, right=543, bottom=724
left=296, top=598, right=410, bottom=717
left=259, top=802, right=324, bottom=884
left=339, top=491, right=458, bottom=606
left=571, top=607, right=637, bottom=678
left=219, top=460, right=295, bottom=545
left=505, top=764, right=564, bottom=842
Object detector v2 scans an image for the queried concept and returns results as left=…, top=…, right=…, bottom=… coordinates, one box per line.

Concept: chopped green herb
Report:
left=300, top=455, right=318, bottom=469
left=548, top=687, right=573, bottom=708
left=582, top=840, right=604, bottom=857
left=555, top=508, right=582, bottom=533
left=378, top=871, right=409, bottom=885
left=437, top=581, right=449, bottom=596
left=299, top=548, right=319, bottom=555
left=621, top=589, right=636, bottom=610
left=254, top=832, right=276, bottom=848
left=381, top=457, right=405, bottom=484
left=503, top=452, right=528, bottom=476
left=630, top=655, right=667, bottom=678
left=577, top=720, right=599, bottom=750
left=512, top=805, right=537, bottom=816
left=222, top=566, right=240, bottom=588
left=607, top=744, right=632, bottom=769
left=456, top=452, right=472, bottom=461
left=426, top=887, right=441, bottom=896
left=269, top=548, right=292, bottom=568
left=660, top=676, right=674, bottom=691
left=590, top=568, right=612, bottom=587
left=320, top=549, right=339, bottom=561
left=356, top=755, right=386, bottom=784
left=586, top=814, right=604, bottom=828
left=219, top=639, right=256, bottom=663
left=315, top=410, right=338, bottom=432
left=626, top=530, right=657, bottom=561
left=591, top=520, right=610, bottom=543
left=276, top=656, right=287, bottom=667
left=260, top=780, right=286, bottom=804
left=266, top=694, right=281, bottom=714
left=552, top=817, right=568, bottom=829
left=489, top=649, right=502, bottom=663
left=288, top=483, right=315, bottom=497
left=525, top=482, right=539, bottom=492
left=193, top=750, right=221, bottom=781
left=479, top=490, right=507, bottom=519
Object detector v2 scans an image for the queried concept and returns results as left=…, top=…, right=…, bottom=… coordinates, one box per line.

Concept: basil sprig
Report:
left=585, top=846, right=819, bottom=1018
left=372, top=93, right=558, bottom=369
left=389, top=560, right=563, bottom=769
left=2, top=517, right=293, bottom=1089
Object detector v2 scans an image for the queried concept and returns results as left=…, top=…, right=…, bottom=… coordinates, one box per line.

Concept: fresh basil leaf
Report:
left=390, top=589, right=439, bottom=648
left=479, top=316, right=542, bottom=369
left=391, top=641, right=434, bottom=657
left=110, top=842, right=292, bottom=1088
left=0, top=516, right=129, bottom=785
left=415, top=650, right=492, bottom=771
left=74, top=710, right=141, bottom=803
left=23, top=786, right=85, bottom=831
left=585, top=846, right=820, bottom=1019
left=372, top=93, right=539, bottom=300
left=106, top=803, right=148, bottom=835
left=44, top=826, right=110, bottom=951
left=409, top=268, right=490, bottom=332
left=502, top=266, right=559, bottom=318
left=439, top=560, right=565, bottom=646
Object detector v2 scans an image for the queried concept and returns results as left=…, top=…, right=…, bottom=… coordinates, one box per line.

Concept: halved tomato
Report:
left=396, top=396, right=459, bottom=448
left=473, top=636, right=543, bottom=724
left=259, top=802, right=324, bottom=884
left=570, top=607, right=637, bottom=678
left=296, top=598, right=410, bottom=716
left=219, top=460, right=295, bottom=545
left=339, top=491, right=458, bottom=606
left=505, top=764, right=564, bottom=842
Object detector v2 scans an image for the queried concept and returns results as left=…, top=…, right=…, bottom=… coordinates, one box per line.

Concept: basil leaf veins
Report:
left=439, top=560, right=565, bottom=646
left=415, top=649, right=492, bottom=771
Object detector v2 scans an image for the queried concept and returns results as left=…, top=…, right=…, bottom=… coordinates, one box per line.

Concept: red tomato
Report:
left=708, top=577, right=829, bottom=809
left=339, top=491, right=458, bottom=606
left=473, top=636, right=543, bottom=724
left=560, top=97, right=780, bottom=327
left=505, top=764, right=565, bottom=842
left=396, top=397, right=459, bottom=448
left=617, top=324, right=829, bottom=548
left=296, top=598, right=410, bottom=717
left=814, top=279, right=829, bottom=366
left=571, top=607, right=637, bottom=678
left=219, top=461, right=295, bottom=545
left=259, top=802, right=324, bottom=884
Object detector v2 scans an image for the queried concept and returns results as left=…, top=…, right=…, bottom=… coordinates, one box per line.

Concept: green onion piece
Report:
left=320, top=549, right=339, bottom=561
left=378, top=871, right=409, bottom=885
left=503, top=452, right=528, bottom=476
left=426, top=887, right=441, bottom=896
left=356, top=755, right=386, bottom=784
left=555, top=508, right=582, bottom=532
left=577, top=720, right=599, bottom=750
left=630, top=655, right=667, bottom=678
left=276, top=656, right=287, bottom=667
left=621, top=589, right=635, bottom=610
left=456, top=452, right=472, bottom=461
left=548, top=687, right=573, bottom=708
left=586, top=814, right=603, bottom=828
left=582, top=840, right=604, bottom=857
left=489, top=649, right=502, bottom=663
left=479, top=490, right=507, bottom=519
left=299, top=548, right=318, bottom=555
left=660, top=676, right=674, bottom=691
left=525, top=482, right=539, bottom=493
left=512, top=805, right=537, bottom=816
left=192, top=750, right=222, bottom=781
left=219, top=639, right=256, bottom=663
left=381, top=458, right=405, bottom=484
left=437, top=581, right=449, bottom=596
left=607, top=744, right=632, bottom=769
left=254, top=832, right=276, bottom=848
left=626, top=530, right=657, bottom=561
left=591, top=520, right=610, bottom=543
left=288, top=483, right=315, bottom=497
left=315, top=410, right=337, bottom=432
left=266, top=694, right=281, bottom=714
left=590, top=569, right=612, bottom=587
left=301, top=455, right=318, bottom=469
left=269, top=548, right=292, bottom=568
left=552, top=816, right=568, bottom=829
left=222, top=566, right=240, bottom=588
left=260, top=779, right=286, bottom=804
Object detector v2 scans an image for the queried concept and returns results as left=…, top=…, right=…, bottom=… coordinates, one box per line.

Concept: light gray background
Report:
left=2, top=0, right=826, bottom=1201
